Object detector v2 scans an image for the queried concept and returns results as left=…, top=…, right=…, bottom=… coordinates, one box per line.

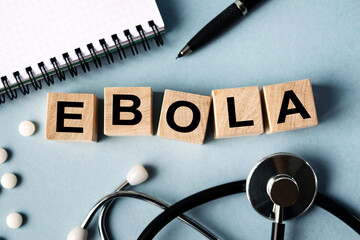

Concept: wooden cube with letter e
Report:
left=46, top=93, right=98, bottom=142
left=104, top=87, right=153, bottom=136
left=157, top=90, right=211, bottom=144
left=212, top=86, right=264, bottom=139
left=262, top=79, right=318, bottom=134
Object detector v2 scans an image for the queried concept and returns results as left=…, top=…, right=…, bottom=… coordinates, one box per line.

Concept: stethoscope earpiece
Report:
left=67, top=164, right=150, bottom=240
left=67, top=164, right=219, bottom=240
left=67, top=226, right=87, bottom=240
left=126, top=164, right=149, bottom=186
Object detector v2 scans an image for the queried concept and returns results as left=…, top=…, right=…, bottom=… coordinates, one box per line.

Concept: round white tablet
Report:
left=6, top=212, right=23, bottom=229
left=1, top=173, right=17, bottom=189
left=0, top=148, right=8, bottom=164
left=18, top=121, right=36, bottom=136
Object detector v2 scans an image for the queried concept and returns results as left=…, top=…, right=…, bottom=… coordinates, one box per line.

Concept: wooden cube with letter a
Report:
left=157, top=90, right=211, bottom=144
left=104, top=87, right=153, bottom=136
left=212, top=86, right=264, bottom=139
left=262, top=79, right=318, bottom=134
left=46, top=93, right=98, bottom=141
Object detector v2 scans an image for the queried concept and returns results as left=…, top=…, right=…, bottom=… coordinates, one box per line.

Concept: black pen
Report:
left=177, top=0, right=265, bottom=59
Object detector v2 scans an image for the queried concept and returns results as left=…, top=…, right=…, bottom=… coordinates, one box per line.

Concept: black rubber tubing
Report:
left=138, top=181, right=360, bottom=239
left=315, top=192, right=360, bottom=235
left=137, top=180, right=246, bottom=240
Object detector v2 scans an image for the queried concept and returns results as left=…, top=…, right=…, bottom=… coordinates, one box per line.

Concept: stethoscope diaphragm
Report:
left=246, top=152, right=318, bottom=221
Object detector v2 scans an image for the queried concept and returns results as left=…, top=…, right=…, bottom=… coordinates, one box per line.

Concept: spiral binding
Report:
left=137, top=25, right=150, bottom=52
left=99, top=39, right=114, bottom=64
left=51, top=57, right=66, bottom=81
left=149, top=20, right=164, bottom=47
left=26, top=67, right=42, bottom=90
left=0, top=21, right=163, bottom=105
left=63, top=53, right=78, bottom=77
left=1, top=76, right=17, bottom=101
left=13, top=71, right=30, bottom=95
left=75, top=48, right=90, bottom=73
left=87, top=43, right=102, bottom=69
left=112, top=34, right=126, bottom=60
left=124, top=29, right=138, bottom=56
left=38, top=62, right=55, bottom=86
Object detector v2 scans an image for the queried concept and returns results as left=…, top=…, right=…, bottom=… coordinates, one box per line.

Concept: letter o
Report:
left=166, top=101, right=201, bottom=133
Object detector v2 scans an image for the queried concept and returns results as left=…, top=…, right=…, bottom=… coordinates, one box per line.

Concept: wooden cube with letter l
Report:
left=262, top=79, right=318, bottom=134
left=104, top=87, right=153, bottom=136
left=157, top=90, right=211, bottom=144
left=46, top=93, right=98, bottom=142
left=212, top=86, right=264, bottom=139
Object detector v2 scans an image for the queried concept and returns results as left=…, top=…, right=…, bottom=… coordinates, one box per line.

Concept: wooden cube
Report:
left=46, top=93, right=98, bottom=142
left=212, top=86, right=264, bottom=139
left=262, top=79, right=318, bottom=134
left=104, top=87, right=153, bottom=136
left=157, top=90, right=211, bottom=144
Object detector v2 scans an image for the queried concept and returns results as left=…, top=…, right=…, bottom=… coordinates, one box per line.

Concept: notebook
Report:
left=0, top=0, right=165, bottom=104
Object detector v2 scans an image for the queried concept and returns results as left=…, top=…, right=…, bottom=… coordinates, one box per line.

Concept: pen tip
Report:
left=176, top=45, right=191, bottom=59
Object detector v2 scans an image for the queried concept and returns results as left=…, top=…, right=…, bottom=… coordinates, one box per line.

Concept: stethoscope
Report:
left=67, top=153, right=360, bottom=240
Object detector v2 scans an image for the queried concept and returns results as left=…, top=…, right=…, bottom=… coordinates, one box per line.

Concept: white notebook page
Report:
left=0, top=0, right=164, bottom=90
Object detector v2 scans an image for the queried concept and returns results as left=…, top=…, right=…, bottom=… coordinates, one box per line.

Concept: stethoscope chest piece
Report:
left=246, top=152, right=318, bottom=221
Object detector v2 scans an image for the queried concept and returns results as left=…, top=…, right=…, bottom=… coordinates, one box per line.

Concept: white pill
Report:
left=0, top=148, right=8, bottom=164
left=19, top=121, right=36, bottom=136
left=1, top=173, right=17, bottom=189
left=6, top=212, right=23, bottom=229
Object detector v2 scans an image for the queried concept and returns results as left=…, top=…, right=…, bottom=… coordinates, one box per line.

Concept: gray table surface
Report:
left=0, top=0, right=359, bottom=239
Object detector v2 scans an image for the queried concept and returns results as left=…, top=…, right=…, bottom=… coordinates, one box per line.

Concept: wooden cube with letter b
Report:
left=157, top=90, right=211, bottom=144
left=262, top=79, right=318, bottom=133
left=104, top=87, right=153, bottom=136
left=212, top=86, right=264, bottom=139
left=46, top=93, right=98, bottom=141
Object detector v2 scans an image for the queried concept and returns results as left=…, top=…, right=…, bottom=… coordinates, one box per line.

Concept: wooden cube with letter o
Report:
left=157, top=90, right=211, bottom=144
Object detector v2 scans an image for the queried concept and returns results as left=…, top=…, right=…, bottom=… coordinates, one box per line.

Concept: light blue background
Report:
left=0, top=0, right=359, bottom=239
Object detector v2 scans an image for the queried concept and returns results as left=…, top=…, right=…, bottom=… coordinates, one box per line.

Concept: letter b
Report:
left=104, top=87, right=153, bottom=136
